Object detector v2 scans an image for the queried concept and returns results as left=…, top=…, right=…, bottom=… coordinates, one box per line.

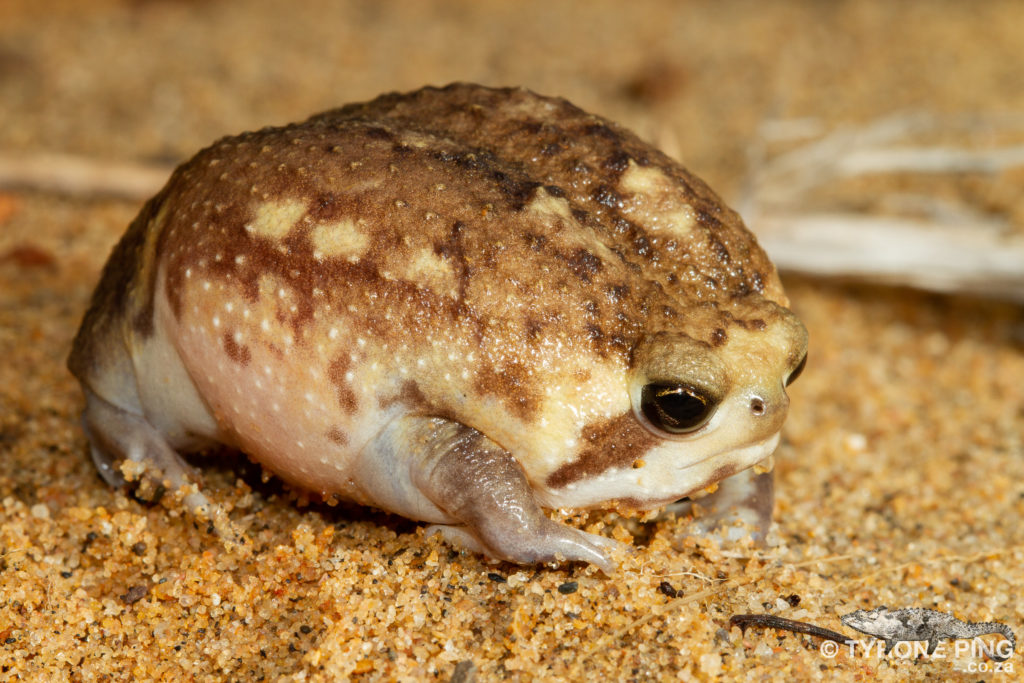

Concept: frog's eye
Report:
left=640, top=382, right=716, bottom=435
left=785, top=351, right=807, bottom=387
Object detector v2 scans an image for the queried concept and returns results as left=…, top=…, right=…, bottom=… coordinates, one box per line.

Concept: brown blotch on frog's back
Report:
left=326, top=427, right=349, bottom=446
left=326, top=354, right=359, bottom=414
left=69, top=190, right=168, bottom=380
left=565, top=248, right=603, bottom=283
left=473, top=361, right=541, bottom=421
left=378, top=380, right=430, bottom=413
left=221, top=331, right=251, bottom=365
left=523, top=315, right=546, bottom=342
left=546, top=412, right=657, bottom=489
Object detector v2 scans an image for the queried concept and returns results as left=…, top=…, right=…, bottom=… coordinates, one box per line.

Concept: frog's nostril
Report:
left=750, top=397, right=766, bottom=416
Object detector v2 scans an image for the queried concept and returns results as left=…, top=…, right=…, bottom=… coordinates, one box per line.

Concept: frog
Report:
left=68, top=83, right=808, bottom=571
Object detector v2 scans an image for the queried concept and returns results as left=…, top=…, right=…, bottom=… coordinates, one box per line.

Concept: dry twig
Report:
left=744, top=112, right=1024, bottom=301
left=0, top=151, right=171, bottom=199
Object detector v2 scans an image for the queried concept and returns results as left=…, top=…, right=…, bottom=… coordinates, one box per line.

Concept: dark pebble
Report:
left=657, top=581, right=679, bottom=598
left=120, top=584, right=149, bottom=605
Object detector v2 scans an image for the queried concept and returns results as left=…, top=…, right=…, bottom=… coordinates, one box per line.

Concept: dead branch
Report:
left=0, top=151, right=172, bottom=199
left=745, top=112, right=1024, bottom=301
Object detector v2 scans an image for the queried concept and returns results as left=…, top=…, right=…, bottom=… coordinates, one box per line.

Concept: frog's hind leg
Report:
left=79, top=388, right=244, bottom=549
left=358, top=416, right=624, bottom=572
left=82, top=387, right=201, bottom=500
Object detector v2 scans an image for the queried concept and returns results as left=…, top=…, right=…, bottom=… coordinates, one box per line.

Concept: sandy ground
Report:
left=1, top=1, right=1022, bottom=680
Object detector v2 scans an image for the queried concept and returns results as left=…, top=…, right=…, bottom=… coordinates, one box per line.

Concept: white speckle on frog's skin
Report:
left=68, top=83, right=807, bottom=572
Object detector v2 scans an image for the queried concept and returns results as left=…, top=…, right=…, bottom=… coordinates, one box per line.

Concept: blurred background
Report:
left=3, top=0, right=1022, bottom=297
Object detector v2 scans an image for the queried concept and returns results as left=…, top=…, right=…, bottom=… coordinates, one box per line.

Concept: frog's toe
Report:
left=427, top=522, right=621, bottom=574
left=511, top=523, right=622, bottom=573
left=86, top=438, right=127, bottom=488
left=79, top=387, right=247, bottom=550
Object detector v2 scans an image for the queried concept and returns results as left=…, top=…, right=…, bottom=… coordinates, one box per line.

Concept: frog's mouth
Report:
left=678, top=431, right=780, bottom=477
left=537, top=431, right=782, bottom=511
left=642, top=431, right=779, bottom=509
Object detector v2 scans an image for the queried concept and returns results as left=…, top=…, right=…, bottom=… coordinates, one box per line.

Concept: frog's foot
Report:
left=80, top=388, right=246, bottom=550
left=425, top=523, right=623, bottom=574
left=419, top=421, right=624, bottom=573
left=364, top=417, right=622, bottom=572
left=673, top=467, right=774, bottom=544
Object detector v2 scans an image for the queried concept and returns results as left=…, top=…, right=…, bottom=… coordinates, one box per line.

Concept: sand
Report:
left=1, top=1, right=1022, bottom=680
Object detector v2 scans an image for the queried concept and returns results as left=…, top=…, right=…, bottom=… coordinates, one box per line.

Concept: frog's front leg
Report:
left=356, top=416, right=622, bottom=572
left=675, top=467, right=774, bottom=543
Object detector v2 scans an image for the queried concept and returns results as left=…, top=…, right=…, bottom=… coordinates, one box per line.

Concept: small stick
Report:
left=730, top=613, right=854, bottom=645
left=0, top=151, right=171, bottom=199
left=741, top=112, right=1024, bottom=301
left=756, top=213, right=1024, bottom=302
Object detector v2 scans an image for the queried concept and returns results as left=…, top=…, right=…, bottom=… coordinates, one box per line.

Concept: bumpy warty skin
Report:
left=68, top=84, right=808, bottom=569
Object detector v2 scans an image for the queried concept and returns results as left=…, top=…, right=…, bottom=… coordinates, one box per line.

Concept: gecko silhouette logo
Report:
left=838, top=606, right=1016, bottom=665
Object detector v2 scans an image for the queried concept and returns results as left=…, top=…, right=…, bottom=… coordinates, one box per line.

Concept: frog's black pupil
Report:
left=640, top=382, right=713, bottom=434
left=786, top=352, right=807, bottom=387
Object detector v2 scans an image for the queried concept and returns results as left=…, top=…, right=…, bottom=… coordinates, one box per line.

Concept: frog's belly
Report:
left=143, top=280, right=394, bottom=502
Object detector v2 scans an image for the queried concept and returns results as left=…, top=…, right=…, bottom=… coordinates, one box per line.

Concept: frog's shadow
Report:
left=172, top=447, right=614, bottom=573
left=151, top=445, right=675, bottom=567
left=166, top=447, right=422, bottom=542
